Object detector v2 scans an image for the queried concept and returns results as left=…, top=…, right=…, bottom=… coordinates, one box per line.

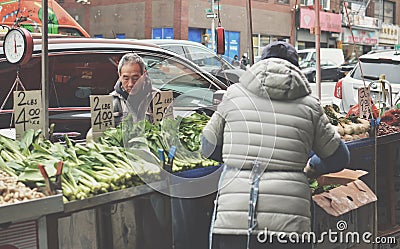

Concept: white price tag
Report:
left=13, top=90, right=42, bottom=140
left=358, top=87, right=371, bottom=119
left=152, top=91, right=174, bottom=123
left=90, top=95, right=114, bottom=132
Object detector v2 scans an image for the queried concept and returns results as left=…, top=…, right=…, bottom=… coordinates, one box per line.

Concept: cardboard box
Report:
left=316, top=169, right=368, bottom=187
left=312, top=169, right=377, bottom=249
left=313, top=179, right=377, bottom=217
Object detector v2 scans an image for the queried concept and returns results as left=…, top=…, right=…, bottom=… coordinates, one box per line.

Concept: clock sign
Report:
left=3, top=28, right=33, bottom=65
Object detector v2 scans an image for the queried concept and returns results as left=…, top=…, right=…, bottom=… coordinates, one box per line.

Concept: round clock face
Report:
left=3, top=28, right=33, bottom=65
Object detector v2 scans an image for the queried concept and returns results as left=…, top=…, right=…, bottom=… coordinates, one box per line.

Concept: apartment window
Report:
left=115, top=33, right=126, bottom=39
left=276, top=0, right=290, bottom=4
left=252, top=34, right=271, bottom=57
left=300, top=0, right=330, bottom=10
left=374, top=0, right=395, bottom=24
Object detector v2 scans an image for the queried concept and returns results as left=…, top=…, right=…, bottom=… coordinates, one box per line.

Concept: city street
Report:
left=2, top=0, right=400, bottom=247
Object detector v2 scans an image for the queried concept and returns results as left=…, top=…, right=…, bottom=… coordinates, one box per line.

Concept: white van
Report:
left=298, top=48, right=345, bottom=66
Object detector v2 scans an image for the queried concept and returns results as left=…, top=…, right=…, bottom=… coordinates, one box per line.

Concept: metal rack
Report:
left=0, top=194, right=64, bottom=249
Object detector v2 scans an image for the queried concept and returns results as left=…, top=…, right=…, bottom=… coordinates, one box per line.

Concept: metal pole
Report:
left=246, top=0, right=254, bottom=65
left=315, top=0, right=321, bottom=100
left=211, top=0, right=215, bottom=51
left=41, top=0, right=49, bottom=139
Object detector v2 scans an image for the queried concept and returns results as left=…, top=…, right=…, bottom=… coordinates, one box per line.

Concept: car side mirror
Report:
left=216, top=27, right=225, bottom=55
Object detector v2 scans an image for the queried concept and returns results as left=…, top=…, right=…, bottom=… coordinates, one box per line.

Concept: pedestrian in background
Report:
left=240, top=53, right=248, bottom=70
left=231, top=55, right=240, bottom=67
left=201, top=41, right=350, bottom=249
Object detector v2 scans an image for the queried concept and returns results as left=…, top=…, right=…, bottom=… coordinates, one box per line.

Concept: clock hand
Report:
left=14, top=35, right=17, bottom=54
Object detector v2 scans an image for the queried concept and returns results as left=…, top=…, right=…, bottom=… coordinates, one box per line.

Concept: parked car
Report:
left=140, top=39, right=245, bottom=85
left=338, top=57, right=358, bottom=76
left=300, top=59, right=343, bottom=83
left=298, top=48, right=345, bottom=66
left=333, top=49, right=400, bottom=113
left=0, top=37, right=228, bottom=139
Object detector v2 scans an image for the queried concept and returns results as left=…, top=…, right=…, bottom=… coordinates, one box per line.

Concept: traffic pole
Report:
left=211, top=0, right=215, bottom=51
left=41, top=0, right=49, bottom=139
left=315, top=0, right=321, bottom=101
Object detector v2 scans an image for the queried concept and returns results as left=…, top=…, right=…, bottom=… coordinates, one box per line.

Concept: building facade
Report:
left=59, top=0, right=400, bottom=62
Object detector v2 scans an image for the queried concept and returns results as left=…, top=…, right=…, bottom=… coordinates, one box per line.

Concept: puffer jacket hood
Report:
left=240, top=57, right=312, bottom=100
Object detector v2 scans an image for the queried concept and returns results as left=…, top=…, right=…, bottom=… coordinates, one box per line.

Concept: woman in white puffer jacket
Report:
left=202, top=41, right=350, bottom=249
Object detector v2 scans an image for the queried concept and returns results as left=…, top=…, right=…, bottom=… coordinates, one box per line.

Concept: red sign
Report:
left=300, top=8, right=342, bottom=33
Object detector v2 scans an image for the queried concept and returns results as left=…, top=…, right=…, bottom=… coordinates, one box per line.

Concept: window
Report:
left=300, top=0, right=330, bottom=10
left=144, top=56, right=218, bottom=108
left=252, top=34, right=270, bottom=57
left=59, top=28, right=85, bottom=37
left=352, top=60, right=400, bottom=84
left=115, top=33, right=126, bottom=39
left=374, top=0, right=395, bottom=24
left=275, top=0, right=289, bottom=4
left=185, top=45, right=230, bottom=70
left=162, top=45, right=185, bottom=57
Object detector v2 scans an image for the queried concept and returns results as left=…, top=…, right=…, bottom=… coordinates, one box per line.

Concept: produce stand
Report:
left=0, top=180, right=173, bottom=249
left=171, top=165, right=221, bottom=249
left=0, top=169, right=220, bottom=249
left=0, top=194, right=64, bottom=249
left=343, top=132, right=400, bottom=248
left=45, top=180, right=171, bottom=249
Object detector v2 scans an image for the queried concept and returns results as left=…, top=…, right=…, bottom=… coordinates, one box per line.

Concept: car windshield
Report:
left=351, top=60, right=400, bottom=84
left=298, top=52, right=308, bottom=62
left=160, top=44, right=233, bottom=71
left=145, top=55, right=220, bottom=107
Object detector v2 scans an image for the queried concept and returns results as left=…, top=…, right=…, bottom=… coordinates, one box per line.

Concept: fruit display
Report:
left=377, top=109, right=400, bottom=136
left=323, top=104, right=370, bottom=141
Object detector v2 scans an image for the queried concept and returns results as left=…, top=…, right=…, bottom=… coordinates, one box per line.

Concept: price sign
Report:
left=152, top=91, right=174, bottom=123
left=358, top=87, right=371, bottom=119
left=13, top=90, right=42, bottom=140
left=90, top=95, right=114, bottom=132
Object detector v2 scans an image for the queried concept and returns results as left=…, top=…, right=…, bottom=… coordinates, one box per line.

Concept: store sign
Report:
left=379, top=23, right=399, bottom=45
left=300, top=8, right=342, bottom=33
left=152, top=91, right=174, bottom=123
left=90, top=95, right=114, bottom=132
left=13, top=90, right=42, bottom=140
left=343, top=29, right=378, bottom=45
left=343, top=14, right=380, bottom=30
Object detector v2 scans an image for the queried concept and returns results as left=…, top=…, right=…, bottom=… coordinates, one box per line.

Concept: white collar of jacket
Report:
left=238, top=58, right=312, bottom=101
